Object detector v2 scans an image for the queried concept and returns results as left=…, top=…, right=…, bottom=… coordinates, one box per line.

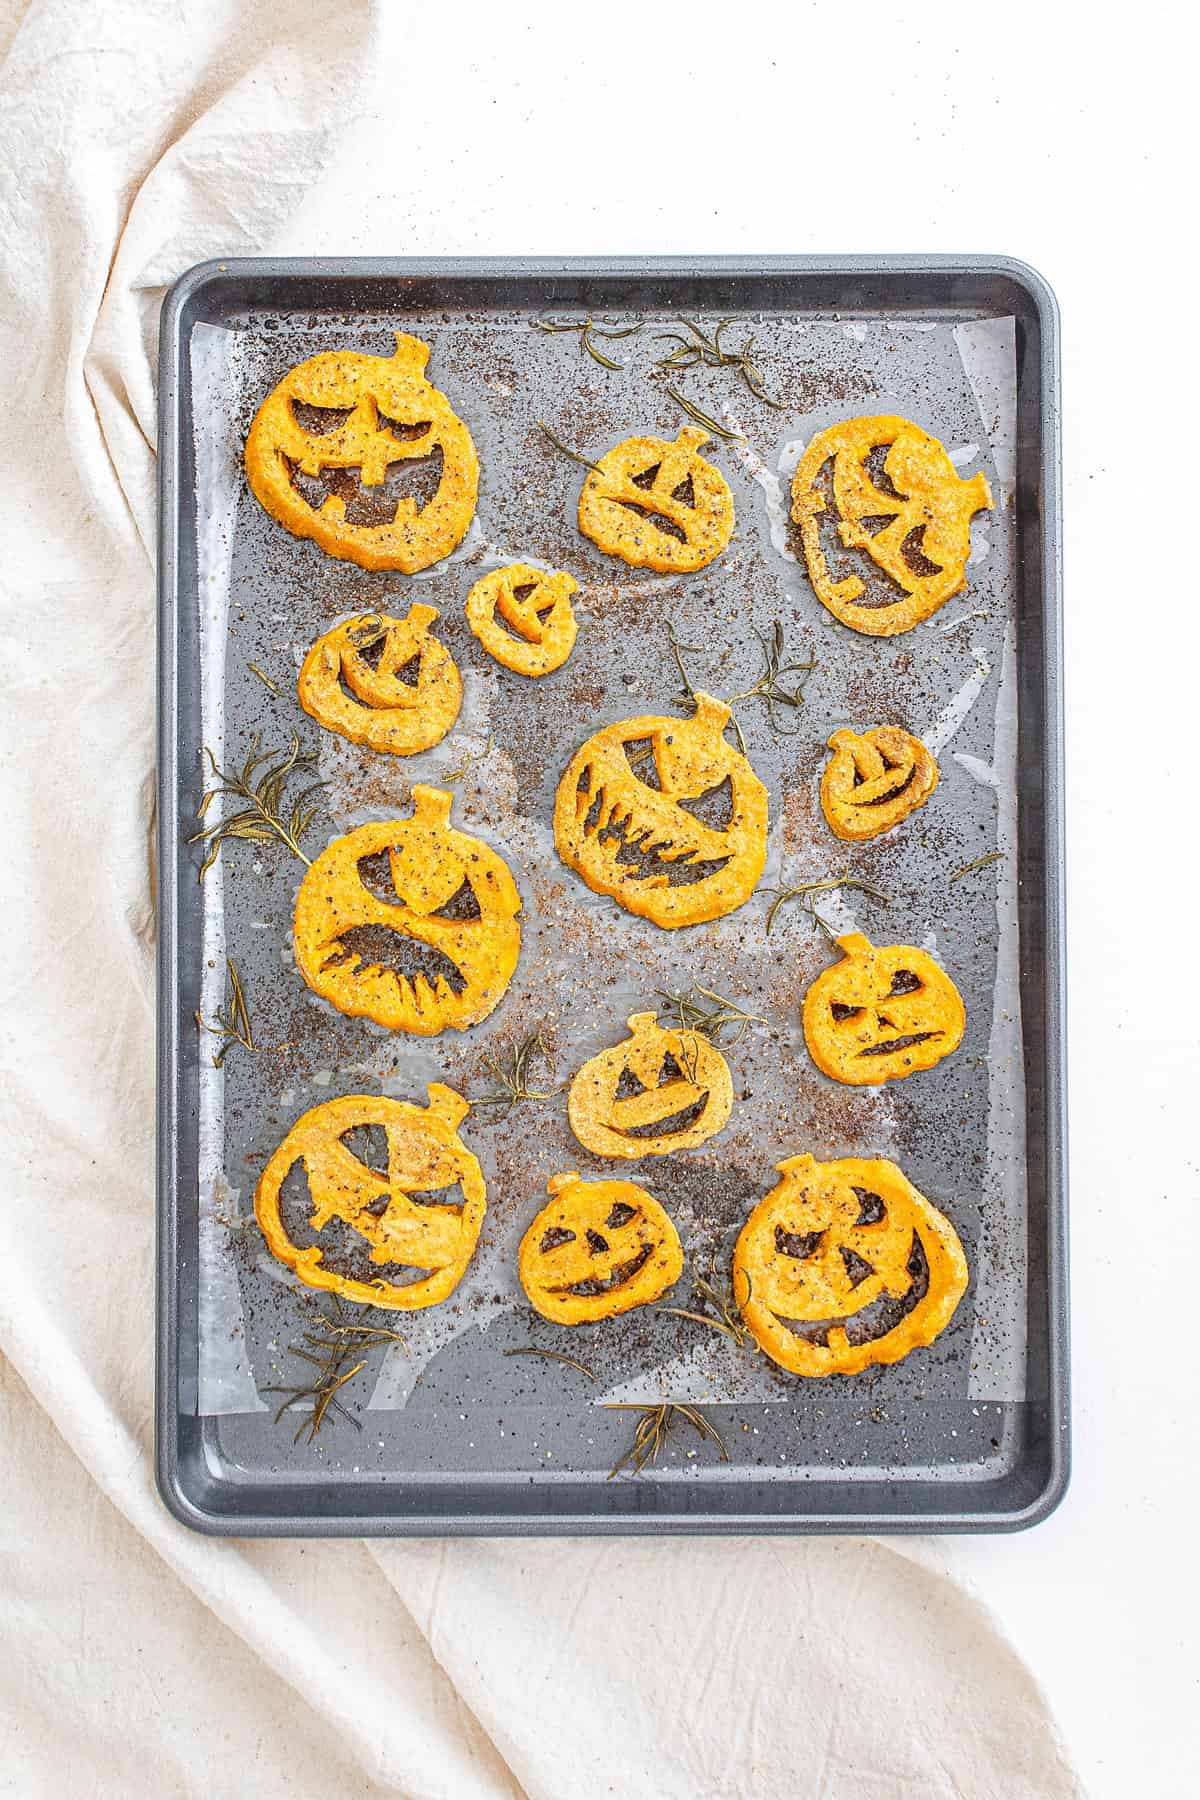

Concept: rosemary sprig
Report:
left=604, top=1400, right=729, bottom=1479
left=658, top=1264, right=757, bottom=1354
left=950, top=849, right=1003, bottom=884
left=764, top=872, right=890, bottom=938
left=664, top=384, right=745, bottom=442
left=656, top=317, right=782, bottom=407
left=473, top=1031, right=557, bottom=1118
left=537, top=421, right=603, bottom=473
left=504, top=1347, right=596, bottom=1380
left=656, top=984, right=764, bottom=1047
left=667, top=619, right=702, bottom=703
left=194, top=956, right=255, bottom=1067
left=533, top=316, right=643, bottom=370
left=346, top=613, right=389, bottom=651
left=727, top=623, right=818, bottom=734
left=190, top=734, right=324, bottom=880
left=263, top=1295, right=407, bottom=1445
left=247, top=662, right=281, bottom=695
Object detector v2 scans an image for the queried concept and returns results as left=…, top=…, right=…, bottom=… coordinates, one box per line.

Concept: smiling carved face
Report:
left=293, top=787, right=521, bottom=1036
left=801, top=932, right=965, bottom=1085
left=298, top=603, right=462, bottom=755
left=465, top=563, right=579, bottom=677
left=245, top=333, right=479, bottom=573
left=734, top=1153, right=968, bottom=1376
left=553, top=691, right=768, bottom=928
left=567, top=1011, right=733, bottom=1159
left=254, top=1085, right=486, bottom=1310
left=518, top=1171, right=684, bottom=1324
left=577, top=426, right=735, bottom=572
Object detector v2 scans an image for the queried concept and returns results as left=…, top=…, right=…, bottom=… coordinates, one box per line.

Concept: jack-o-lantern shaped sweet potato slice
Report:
left=466, top=563, right=579, bottom=677
left=819, top=725, right=938, bottom=842
left=568, top=1011, right=732, bottom=1158
left=255, top=1085, right=487, bottom=1311
left=734, top=1152, right=968, bottom=1376
left=578, top=426, right=734, bottom=572
left=245, top=333, right=478, bottom=573
left=801, top=932, right=965, bottom=1085
left=553, top=691, right=768, bottom=929
left=298, top=603, right=461, bottom=755
left=293, top=787, right=521, bottom=1036
left=790, top=415, right=992, bottom=635
left=519, top=1171, right=684, bottom=1324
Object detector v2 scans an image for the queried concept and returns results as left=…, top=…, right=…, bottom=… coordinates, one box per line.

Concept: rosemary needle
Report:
left=247, top=662, right=281, bottom=695
left=504, top=1347, right=596, bottom=1380
left=537, top=421, right=603, bottom=473
left=655, top=984, right=763, bottom=1047
left=664, top=384, right=745, bottom=442
left=950, top=850, right=1003, bottom=884
left=764, top=873, right=890, bottom=937
left=533, top=316, right=643, bottom=370
left=194, top=956, right=255, bottom=1067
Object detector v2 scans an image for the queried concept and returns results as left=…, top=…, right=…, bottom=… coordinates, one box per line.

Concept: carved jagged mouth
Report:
left=575, top=773, right=731, bottom=887
left=554, top=1244, right=655, bottom=1298
left=777, top=1233, right=930, bottom=1348
left=288, top=445, right=444, bottom=526
left=321, top=924, right=467, bottom=997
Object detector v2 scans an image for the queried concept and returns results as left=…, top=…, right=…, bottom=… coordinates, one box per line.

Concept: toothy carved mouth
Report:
left=575, top=773, right=731, bottom=888
left=321, top=924, right=467, bottom=997
left=288, top=447, right=444, bottom=525
left=777, top=1233, right=930, bottom=1348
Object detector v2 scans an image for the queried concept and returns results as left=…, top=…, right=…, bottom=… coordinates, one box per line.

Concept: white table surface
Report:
left=267, top=8, right=1197, bottom=1793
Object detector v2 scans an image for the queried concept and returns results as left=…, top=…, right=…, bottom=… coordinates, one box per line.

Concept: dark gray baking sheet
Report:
left=156, top=256, right=1066, bottom=1535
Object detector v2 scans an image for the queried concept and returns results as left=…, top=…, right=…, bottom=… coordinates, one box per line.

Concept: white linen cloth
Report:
left=0, top=3, right=1082, bottom=1794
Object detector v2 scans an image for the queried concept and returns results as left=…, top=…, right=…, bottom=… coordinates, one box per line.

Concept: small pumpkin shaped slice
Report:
left=298, top=603, right=461, bottom=755
left=790, top=415, right=992, bottom=635
left=578, top=425, right=734, bottom=572
left=568, top=1011, right=732, bottom=1159
left=466, top=563, right=579, bottom=676
left=820, top=725, right=938, bottom=842
left=518, top=1172, right=684, bottom=1324
left=734, top=1152, right=968, bottom=1376
left=254, top=1084, right=487, bottom=1311
left=245, top=332, right=479, bottom=574
left=293, top=787, right=521, bottom=1036
left=802, top=932, right=965, bottom=1085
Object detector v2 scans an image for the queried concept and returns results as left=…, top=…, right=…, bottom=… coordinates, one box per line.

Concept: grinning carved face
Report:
left=733, top=1153, right=968, bottom=1376
left=577, top=425, right=735, bottom=572
left=802, top=932, right=965, bottom=1085
left=790, top=415, right=993, bottom=635
left=298, top=603, right=461, bottom=755
left=553, top=691, right=769, bottom=928
left=293, top=787, right=521, bottom=1036
left=518, top=1171, right=684, bottom=1324
left=820, top=724, right=939, bottom=842
left=465, top=563, right=579, bottom=677
left=254, top=1085, right=486, bottom=1311
left=567, top=1011, right=732, bottom=1159
left=244, top=333, right=479, bottom=574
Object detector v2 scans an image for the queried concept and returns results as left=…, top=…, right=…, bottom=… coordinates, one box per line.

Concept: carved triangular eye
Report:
left=511, top=582, right=537, bottom=603
left=408, top=1180, right=465, bottom=1211
left=605, top=1202, right=638, bottom=1228
left=430, top=879, right=481, bottom=922
left=852, top=1187, right=886, bottom=1225
left=340, top=1124, right=390, bottom=1174
left=841, top=1247, right=874, bottom=1287
left=614, top=1067, right=646, bottom=1100
left=392, top=650, right=423, bottom=687
left=671, top=473, right=695, bottom=506
left=658, top=1053, right=685, bottom=1086
left=622, top=737, right=663, bottom=790
left=377, top=413, right=432, bottom=443
left=677, top=775, right=734, bottom=831
left=776, top=1226, right=824, bottom=1259
left=540, top=1226, right=576, bottom=1253
left=631, top=462, right=661, bottom=490
left=291, top=400, right=354, bottom=434
left=863, top=444, right=903, bottom=498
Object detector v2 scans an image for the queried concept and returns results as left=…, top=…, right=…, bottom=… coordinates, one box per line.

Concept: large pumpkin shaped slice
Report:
left=553, top=691, right=768, bottom=928
left=245, top=333, right=478, bottom=573
left=790, top=415, right=992, bottom=635
left=734, top=1152, right=968, bottom=1376
left=255, top=1085, right=486, bottom=1311
left=293, top=787, right=521, bottom=1035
